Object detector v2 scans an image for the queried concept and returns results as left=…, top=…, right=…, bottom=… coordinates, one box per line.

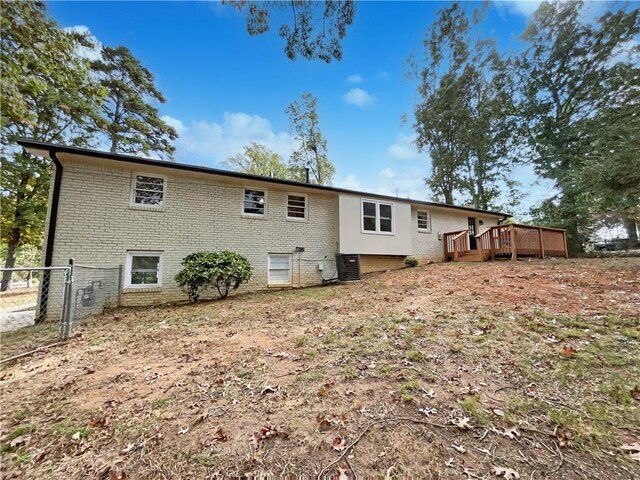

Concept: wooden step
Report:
left=454, top=252, right=484, bottom=262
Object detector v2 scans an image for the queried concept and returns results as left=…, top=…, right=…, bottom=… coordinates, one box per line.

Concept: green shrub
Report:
left=404, top=256, right=419, bottom=268
left=175, top=251, right=252, bottom=302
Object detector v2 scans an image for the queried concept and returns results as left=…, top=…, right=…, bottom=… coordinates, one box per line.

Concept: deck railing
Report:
left=444, top=224, right=568, bottom=262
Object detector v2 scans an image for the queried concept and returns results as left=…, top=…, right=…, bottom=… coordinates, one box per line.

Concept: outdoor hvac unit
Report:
left=336, top=254, right=361, bottom=281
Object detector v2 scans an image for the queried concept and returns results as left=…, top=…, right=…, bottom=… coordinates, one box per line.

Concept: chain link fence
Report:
left=0, top=260, right=122, bottom=362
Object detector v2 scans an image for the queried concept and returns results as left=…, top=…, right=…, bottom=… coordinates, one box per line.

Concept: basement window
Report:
left=417, top=211, right=431, bottom=232
left=131, top=174, right=165, bottom=207
left=125, top=252, right=163, bottom=288
left=268, top=254, right=292, bottom=285
left=287, top=194, right=307, bottom=220
left=361, top=199, right=394, bottom=235
left=243, top=189, right=266, bottom=216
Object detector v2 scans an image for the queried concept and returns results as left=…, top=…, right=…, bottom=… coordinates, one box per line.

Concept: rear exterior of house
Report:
left=20, top=141, right=507, bottom=320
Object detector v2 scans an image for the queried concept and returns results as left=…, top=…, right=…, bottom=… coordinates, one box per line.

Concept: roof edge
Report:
left=17, top=139, right=510, bottom=218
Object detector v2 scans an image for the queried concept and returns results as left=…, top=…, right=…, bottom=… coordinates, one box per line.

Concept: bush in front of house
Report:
left=404, top=256, right=419, bottom=268
left=175, top=251, right=252, bottom=302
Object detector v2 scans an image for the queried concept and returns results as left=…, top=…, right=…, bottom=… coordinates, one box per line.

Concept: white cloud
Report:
left=161, top=112, right=296, bottom=166
left=336, top=166, right=429, bottom=201
left=64, top=25, right=103, bottom=61
left=343, top=88, right=376, bottom=108
left=346, top=74, right=363, bottom=84
left=386, top=133, right=422, bottom=161
left=494, top=1, right=542, bottom=17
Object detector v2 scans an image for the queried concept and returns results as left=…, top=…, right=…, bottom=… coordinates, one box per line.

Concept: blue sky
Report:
left=47, top=0, right=553, bottom=215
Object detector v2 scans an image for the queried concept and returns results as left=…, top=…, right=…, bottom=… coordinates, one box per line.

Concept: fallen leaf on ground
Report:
left=261, top=385, right=278, bottom=395
left=332, top=435, right=347, bottom=451
left=492, top=466, right=520, bottom=479
left=561, top=346, right=577, bottom=357
left=252, top=425, right=288, bottom=447
left=212, top=426, right=228, bottom=442
left=445, top=458, right=455, bottom=467
left=455, top=417, right=473, bottom=430
left=452, top=444, right=466, bottom=453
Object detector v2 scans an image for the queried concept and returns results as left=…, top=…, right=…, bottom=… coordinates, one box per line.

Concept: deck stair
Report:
left=443, top=224, right=568, bottom=263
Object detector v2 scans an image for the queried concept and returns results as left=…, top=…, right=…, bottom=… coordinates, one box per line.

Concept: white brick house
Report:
left=20, top=140, right=507, bottom=318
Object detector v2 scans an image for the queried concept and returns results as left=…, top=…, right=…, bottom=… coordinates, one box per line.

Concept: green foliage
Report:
left=227, top=1, right=355, bottom=63
left=1, top=1, right=105, bottom=290
left=412, top=2, right=516, bottom=211
left=91, top=46, right=178, bottom=159
left=175, top=251, right=252, bottom=302
left=286, top=93, right=335, bottom=185
left=513, top=1, right=639, bottom=250
left=223, top=142, right=292, bottom=179
left=404, top=256, right=419, bottom=268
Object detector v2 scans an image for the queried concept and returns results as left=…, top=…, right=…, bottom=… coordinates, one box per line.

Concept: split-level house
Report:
left=19, top=140, right=565, bottom=320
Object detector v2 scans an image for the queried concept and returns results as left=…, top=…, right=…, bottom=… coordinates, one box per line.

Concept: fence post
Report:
left=510, top=224, right=517, bottom=261
left=117, top=264, right=124, bottom=307
left=61, top=259, right=75, bottom=340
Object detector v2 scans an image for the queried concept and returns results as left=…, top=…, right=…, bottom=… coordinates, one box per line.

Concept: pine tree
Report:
left=91, top=46, right=178, bottom=159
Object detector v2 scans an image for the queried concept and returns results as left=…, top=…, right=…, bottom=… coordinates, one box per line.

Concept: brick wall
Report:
left=44, top=158, right=339, bottom=318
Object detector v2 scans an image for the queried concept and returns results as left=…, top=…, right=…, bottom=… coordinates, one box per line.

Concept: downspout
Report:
left=37, top=150, right=63, bottom=321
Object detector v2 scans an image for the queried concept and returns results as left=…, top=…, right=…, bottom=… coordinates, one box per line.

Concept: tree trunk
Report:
left=1, top=228, right=21, bottom=291
left=624, top=215, right=638, bottom=250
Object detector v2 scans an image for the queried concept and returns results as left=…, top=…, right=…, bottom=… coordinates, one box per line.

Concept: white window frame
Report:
left=130, top=173, right=166, bottom=208
left=417, top=210, right=432, bottom=233
left=124, top=251, right=163, bottom=289
left=242, top=187, right=267, bottom=218
left=286, top=193, right=308, bottom=222
left=361, top=198, right=395, bottom=235
left=267, top=254, right=292, bottom=286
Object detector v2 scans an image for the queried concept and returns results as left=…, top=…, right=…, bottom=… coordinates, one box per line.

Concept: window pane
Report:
left=363, top=202, right=376, bottom=217
left=380, top=218, right=392, bottom=232
left=379, top=204, right=392, bottom=219
left=244, top=190, right=265, bottom=214
left=269, top=255, right=290, bottom=269
left=287, top=195, right=306, bottom=218
left=135, top=190, right=163, bottom=205
left=132, top=256, right=159, bottom=270
left=269, top=269, right=289, bottom=283
left=131, top=271, right=158, bottom=285
left=418, top=212, right=430, bottom=230
left=363, top=217, right=376, bottom=231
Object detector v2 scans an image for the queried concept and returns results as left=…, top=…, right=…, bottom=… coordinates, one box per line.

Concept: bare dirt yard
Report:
left=1, top=258, right=639, bottom=479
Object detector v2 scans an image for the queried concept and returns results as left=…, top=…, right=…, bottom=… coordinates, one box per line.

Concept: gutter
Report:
left=17, top=139, right=510, bottom=219
left=37, top=150, right=63, bottom=321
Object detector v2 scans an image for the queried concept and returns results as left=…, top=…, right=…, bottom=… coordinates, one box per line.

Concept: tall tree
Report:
left=513, top=1, right=639, bottom=251
left=227, top=0, right=355, bottom=63
left=91, top=46, right=178, bottom=159
left=1, top=0, right=105, bottom=290
left=412, top=2, right=514, bottom=210
left=286, top=93, right=335, bottom=185
left=223, top=142, right=292, bottom=179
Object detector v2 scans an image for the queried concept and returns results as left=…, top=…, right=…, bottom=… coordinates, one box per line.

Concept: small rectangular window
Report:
left=379, top=203, right=393, bottom=232
left=125, top=252, right=162, bottom=288
left=244, top=189, right=266, bottom=216
left=362, top=201, right=377, bottom=231
left=417, top=211, right=431, bottom=232
left=131, top=174, right=165, bottom=207
left=268, top=254, right=292, bottom=285
left=287, top=194, right=307, bottom=220
left=361, top=199, right=394, bottom=234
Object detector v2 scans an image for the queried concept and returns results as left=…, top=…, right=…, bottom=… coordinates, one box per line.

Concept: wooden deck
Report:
left=444, top=224, right=568, bottom=262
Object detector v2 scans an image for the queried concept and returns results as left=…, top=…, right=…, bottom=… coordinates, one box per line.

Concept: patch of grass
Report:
left=461, top=396, right=490, bottom=425
left=51, top=420, right=90, bottom=438
left=620, top=328, right=640, bottom=340
left=151, top=397, right=171, bottom=409
left=3, top=424, right=35, bottom=442
left=295, top=335, right=309, bottom=348
left=13, top=409, right=30, bottom=421
left=296, top=370, right=324, bottom=383
left=343, top=366, right=358, bottom=380
left=406, top=350, right=424, bottom=362
left=15, top=450, right=33, bottom=463
left=449, top=343, right=463, bottom=354
left=378, top=363, right=392, bottom=377
left=598, top=374, right=635, bottom=405
left=304, top=349, right=319, bottom=360
left=399, top=378, right=420, bottom=401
